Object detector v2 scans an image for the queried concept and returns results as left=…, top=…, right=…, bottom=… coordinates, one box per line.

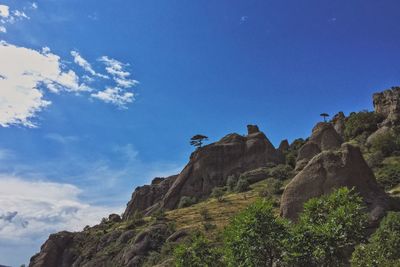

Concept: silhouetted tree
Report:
left=190, top=134, right=208, bottom=148
left=320, top=113, right=330, bottom=122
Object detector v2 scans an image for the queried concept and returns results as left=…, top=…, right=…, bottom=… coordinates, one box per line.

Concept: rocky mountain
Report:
left=30, top=88, right=400, bottom=267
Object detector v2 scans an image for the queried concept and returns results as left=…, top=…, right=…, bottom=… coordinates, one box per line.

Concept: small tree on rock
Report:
left=190, top=134, right=208, bottom=149
left=320, top=113, right=330, bottom=122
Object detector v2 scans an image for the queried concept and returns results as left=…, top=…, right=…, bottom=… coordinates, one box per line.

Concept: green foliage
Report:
left=226, top=175, right=239, bottom=192
left=285, top=138, right=306, bottom=168
left=173, top=233, right=224, bottom=267
left=235, top=178, right=250, bottom=193
left=344, top=111, right=383, bottom=140
left=268, top=164, right=293, bottom=180
left=365, top=151, right=384, bottom=169
left=200, top=207, right=212, bottom=221
left=152, top=209, right=166, bottom=221
left=369, top=131, right=400, bottom=157
left=375, top=161, right=400, bottom=190
left=203, top=222, right=217, bottom=231
left=211, top=187, right=226, bottom=202
left=259, top=178, right=283, bottom=198
left=351, top=212, right=400, bottom=267
left=178, top=196, right=197, bottom=209
left=285, top=188, right=368, bottom=267
left=224, top=199, right=288, bottom=267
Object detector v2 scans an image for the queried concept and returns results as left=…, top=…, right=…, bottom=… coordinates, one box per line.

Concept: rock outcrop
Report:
left=278, top=139, right=290, bottom=153
left=332, top=111, right=346, bottom=138
left=295, top=122, right=343, bottom=171
left=373, top=87, right=400, bottom=126
left=160, top=127, right=284, bottom=210
left=281, top=143, right=392, bottom=226
left=123, top=175, right=177, bottom=219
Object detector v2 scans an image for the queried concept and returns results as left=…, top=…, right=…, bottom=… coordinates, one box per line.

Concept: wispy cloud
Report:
left=71, top=51, right=108, bottom=79
left=0, top=3, right=33, bottom=33
left=45, top=133, right=80, bottom=144
left=240, top=16, right=248, bottom=24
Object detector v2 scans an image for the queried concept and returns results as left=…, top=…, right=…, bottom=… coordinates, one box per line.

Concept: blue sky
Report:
left=0, top=0, right=400, bottom=265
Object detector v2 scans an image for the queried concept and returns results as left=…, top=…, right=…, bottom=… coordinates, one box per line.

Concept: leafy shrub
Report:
left=369, top=131, right=400, bottom=157
left=224, top=199, right=288, bottom=267
left=259, top=178, right=283, bottom=198
left=211, top=187, right=226, bottom=202
left=268, top=164, right=293, bottom=180
left=375, top=162, right=400, bottom=190
left=351, top=212, right=400, bottom=267
left=344, top=111, right=383, bottom=140
left=173, top=233, right=224, bottom=267
left=200, top=207, right=212, bottom=221
left=235, top=178, right=250, bottom=192
left=285, top=188, right=368, bottom=267
left=226, top=175, right=238, bottom=192
left=203, top=222, right=217, bottom=231
left=365, top=151, right=384, bottom=169
left=152, top=209, right=166, bottom=221
left=178, top=196, right=197, bottom=209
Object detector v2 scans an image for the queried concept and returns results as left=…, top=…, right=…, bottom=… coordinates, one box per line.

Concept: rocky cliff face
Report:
left=373, top=87, right=400, bottom=126
left=282, top=143, right=392, bottom=226
left=123, top=125, right=284, bottom=216
left=123, top=175, right=177, bottom=219
left=295, top=122, right=343, bottom=171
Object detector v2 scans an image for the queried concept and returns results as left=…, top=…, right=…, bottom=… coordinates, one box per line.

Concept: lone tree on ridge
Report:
left=190, top=134, right=208, bottom=149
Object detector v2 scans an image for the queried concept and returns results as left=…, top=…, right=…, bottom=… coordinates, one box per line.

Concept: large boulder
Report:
left=332, top=111, right=346, bottom=138
left=278, top=139, right=290, bottom=153
left=373, top=87, right=400, bottom=126
left=29, top=231, right=76, bottom=267
left=123, top=175, right=177, bottom=219
left=160, top=127, right=284, bottom=210
left=281, top=143, right=392, bottom=226
left=295, top=122, right=343, bottom=171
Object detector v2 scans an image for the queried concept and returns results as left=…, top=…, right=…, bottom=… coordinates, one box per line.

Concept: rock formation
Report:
left=332, top=111, right=346, bottom=138
left=295, top=122, right=343, bottom=171
left=278, top=139, right=290, bottom=153
left=123, top=175, right=177, bottom=219
left=373, top=87, right=400, bottom=126
left=281, top=143, right=392, bottom=226
left=160, top=126, right=284, bottom=210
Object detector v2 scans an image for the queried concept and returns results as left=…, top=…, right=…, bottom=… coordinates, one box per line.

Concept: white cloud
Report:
left=32, top=2, right=38, bottom=10
left=0, top=41, right=89, bottom=127
left=0, top=5, right=10, bottom=18
left=99, top=56, right=139, bottom=88
left=0, top=25, right=5, bottom=33
left=91, top=87, right=135, bottom=107
left=0, top=176, right=120, bottom=264
left=71, top=50, right=108, bottom=79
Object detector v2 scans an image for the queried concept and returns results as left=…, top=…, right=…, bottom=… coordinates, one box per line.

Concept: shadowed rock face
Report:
left=123, top=175, right=178, bottom=219
left=373, top=87, right=400, bottom=126
left=332, top=111, right=346, bottom=138
left=281, top=144, right=392, bottom=226
left=295, top=122, right=343, bottom=171
left=161, top=128, right=284, bottom=210
left=30, top=232, right=75, bottom=267
left=278, top=139, right=290, bottom=153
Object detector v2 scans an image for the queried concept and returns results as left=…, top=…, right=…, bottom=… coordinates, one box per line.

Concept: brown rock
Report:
left=123, top=175, right=178, bottom=219
left=295, top=122, right=343, bottom=171
left=332, top=111, right=346, bottom=137
left=278, top=139, right=290, bottom=153
left=247, top=124, right=260, bottom=135
left=29, top=231, right=75, bottom=267
left=161, top=127, right=284, bottom=210
left=281, top=143, right=392, bottom=226
left=373, top=87, right=400, bottom=126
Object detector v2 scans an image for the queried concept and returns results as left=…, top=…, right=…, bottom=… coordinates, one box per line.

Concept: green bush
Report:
left=200, top=207, right=212, bottom=221
left=259, top=178, right=283, bottom=198
left=173, top=233, right=224, bottom=267
left=285, top=188, right=368, bottom=267
left=268, top=164, right=293, bottom=180
left=351, top=212, right=400, bottom=267
left=235, top=178, right=250, bottom=193
left=344, top=111, right=383, bottom=140
left=178, top=196, right=197, bottom=209
left=224, top=199, right=288, bottom=267
left=226, top=175, right=238, bottom=192
left=375, top=163, right=400, bottom=190
left=211, top=187, right=226, bottom=202
left=369, top=131, right=400, bottom=156
left=365, top=151, right=384, bottom=169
